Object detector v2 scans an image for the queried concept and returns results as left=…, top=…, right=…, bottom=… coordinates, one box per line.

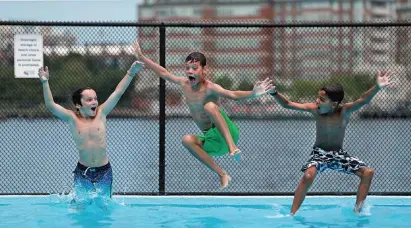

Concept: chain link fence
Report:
left=1, top=21, right=410, bottom=195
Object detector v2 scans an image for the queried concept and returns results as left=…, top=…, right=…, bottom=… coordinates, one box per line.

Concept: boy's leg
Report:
left=291, top=166, right=317, bottom=215
left=354, top=167, right=374, bottom=213
left=72, top=170, right=95, bottom=205
left=94, top=168, right=113, bottom=199
left=182, top=134, right=231, bottom=188
left=204, top=102, right=240, bottom=158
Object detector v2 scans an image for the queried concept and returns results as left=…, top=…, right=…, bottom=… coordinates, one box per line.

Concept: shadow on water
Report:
left=293, top=215, right=341, bottom=228
left=126, top=203, right=343, bottom=210
left=127, top=203, right=274, bottom=209
left=163, top=216, right=230, bottom=228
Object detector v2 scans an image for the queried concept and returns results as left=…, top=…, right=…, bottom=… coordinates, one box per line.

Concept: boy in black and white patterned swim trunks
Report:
left=301, top=147, right=367, bottom=175
left=268, top=70, right=394, bottom=215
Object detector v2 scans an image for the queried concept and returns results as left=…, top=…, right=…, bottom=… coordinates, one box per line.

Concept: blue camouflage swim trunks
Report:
left=301, top=147, right=368, bottom=175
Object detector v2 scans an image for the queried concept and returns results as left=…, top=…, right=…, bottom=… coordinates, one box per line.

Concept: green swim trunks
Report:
left=196, top=109, right=239, bottom=156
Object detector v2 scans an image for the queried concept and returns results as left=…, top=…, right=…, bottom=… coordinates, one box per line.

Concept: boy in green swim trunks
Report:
left=133, top=41, right=272, bottom=188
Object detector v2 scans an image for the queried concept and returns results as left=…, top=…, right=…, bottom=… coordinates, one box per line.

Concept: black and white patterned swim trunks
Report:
left=301, top=147, right=368, bottom=175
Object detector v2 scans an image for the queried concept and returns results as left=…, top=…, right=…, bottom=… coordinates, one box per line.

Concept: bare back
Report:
left=181, top=80, right=221, bottom=132
left=68, top=109, right=108, bottom=167
left=312, top=108, right=350, bottom=151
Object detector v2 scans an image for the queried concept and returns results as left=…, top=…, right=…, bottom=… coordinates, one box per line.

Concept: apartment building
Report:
left=138, top=0, right=396, bottom=84
left=138, top=0, right=274, bottom=89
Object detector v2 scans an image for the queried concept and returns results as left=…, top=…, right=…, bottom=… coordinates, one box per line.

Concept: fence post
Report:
left=159, top=23, right=166, bottom=195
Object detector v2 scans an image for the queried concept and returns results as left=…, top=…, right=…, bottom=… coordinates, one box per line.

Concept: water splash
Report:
left=358, top=202, right=372, bottom=216
left=113, top=186, right=129, bottom=206
left=264, top=203, right=292, bottom=219
left=44, top=189, right=125, bottom=213
left=48, top=191, right=75, bottom=204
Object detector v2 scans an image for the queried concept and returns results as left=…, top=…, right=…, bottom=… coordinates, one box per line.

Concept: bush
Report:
left=0, top=53, right=134, bottom=115
left=236, top=79, right=254, bottom=91
left=214, top=74, right=233, bottom=90
left=0, top=65, right=43, bottom=104
left=286, top=73, right=375, bottom=102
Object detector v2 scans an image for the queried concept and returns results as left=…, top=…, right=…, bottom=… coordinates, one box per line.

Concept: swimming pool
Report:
left=0, top=195, right=410, bottom=227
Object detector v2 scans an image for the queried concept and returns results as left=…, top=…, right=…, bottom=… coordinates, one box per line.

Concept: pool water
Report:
left=0, top=195, right=410, bottom=228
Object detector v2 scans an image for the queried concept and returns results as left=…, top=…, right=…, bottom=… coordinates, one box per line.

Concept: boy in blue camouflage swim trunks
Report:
left=269, top=70, right=394, bottom=215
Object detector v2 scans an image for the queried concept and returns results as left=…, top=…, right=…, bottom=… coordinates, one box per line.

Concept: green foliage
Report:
left=285, top=73, right=375, bottom=102
left=1, top=53, right=376, bottom=117
left=0, top=53, right=134, bottom=114
left=273, top=84, right=289, bottom=93
left=236, top=79, right=254, bottom=91
left=0, top=65, right=43, bottom=107
left=214, top=74, right=233, bottom=90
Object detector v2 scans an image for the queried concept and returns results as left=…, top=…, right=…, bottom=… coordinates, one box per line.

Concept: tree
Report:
left=236, top=79, right=254, bottom=91
left=214, top=73, right=233, bottom=90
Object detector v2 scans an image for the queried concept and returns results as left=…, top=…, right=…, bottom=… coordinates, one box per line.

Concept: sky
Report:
left=0, top=0, right=145, bottom=44
left=0, top=0, right=143, bottom=22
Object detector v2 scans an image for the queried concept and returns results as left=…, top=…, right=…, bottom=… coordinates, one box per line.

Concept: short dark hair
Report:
left=185, top=52, right=206, bottom=67
left=72, top=87, right=93, bottom=111
left=321, top=83, right=344, bottom=103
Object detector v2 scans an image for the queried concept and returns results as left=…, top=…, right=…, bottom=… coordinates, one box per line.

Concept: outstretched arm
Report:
left=100, top=61, right=144, bottom=115
left=269, top=85, right=316, bottom=112
left=344, top=70, right=393, bottom=114
left=134, top=41, right=185, bottom=85
left=211, top=78, right=272, bottom=100
left=39, top=67, right=73, bottom=122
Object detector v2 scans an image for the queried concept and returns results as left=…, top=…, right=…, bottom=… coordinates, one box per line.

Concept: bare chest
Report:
left=316, top=115, right=348, bottom=132
left=72, top=119, right=106, bottom=140
left=185, top=88, right=206, bottom=103
left=183, top=86, right=210, bottom=110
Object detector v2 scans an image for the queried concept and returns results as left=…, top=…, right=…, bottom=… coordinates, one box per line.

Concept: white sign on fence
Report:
left=14, top=34, right=44, bottom=78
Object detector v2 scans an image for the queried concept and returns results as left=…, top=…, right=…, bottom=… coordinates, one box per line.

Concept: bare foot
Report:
left=229, top=149, right=241, bottom=161
left=219, top=174, right=231, bottom=189
left=354, top=202, right=363, bottom=214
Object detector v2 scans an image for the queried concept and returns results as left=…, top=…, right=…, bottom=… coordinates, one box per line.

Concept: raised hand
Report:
left=376, top=70, right=394, bottom=89
left=252, top=78, right=273, bottom=97
left=127, top=61, right=145, bottom=77
left=38, top=66, right=49, bottom=83
left=133, top=41, right=143, bottom=60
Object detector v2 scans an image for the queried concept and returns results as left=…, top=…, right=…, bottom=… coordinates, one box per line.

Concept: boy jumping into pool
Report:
left=38, top=61, right=144, bottom=202
left=268, top=70, right=394, bottom=214
left=133, top=41, right=272, bottom=189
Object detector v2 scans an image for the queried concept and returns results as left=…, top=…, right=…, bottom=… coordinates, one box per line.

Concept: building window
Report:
left=156, top=7, right=202, bottom=19
left=297, top=59, right=332, bottom=69
left=166, top=54, right=188, bottom=65
left=167, top=40, right=202, bottom=49
left=371, top=1, right=387, bottom=8
left=166, top=27, right=202, bottom=35
left=216, top=5, right=260, bottom=17
left=301, top=1, right=330, bottom=9
left=139, top=27, right=156, bottom=36
left=214, top=38, right=260, bottom=49
left=213, top=56, right=260, bottom=65
left=141, top=40, right=157, bottom=50
left=216, top=7, right=233, bottom=17
left=342, top=14, right=351, bottom=21
left=342, top=2, right=351, bottom=10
